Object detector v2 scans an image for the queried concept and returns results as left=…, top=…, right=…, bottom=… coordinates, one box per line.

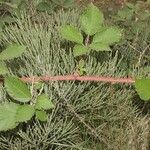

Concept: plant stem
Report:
left=21, top=75, right=135, bottom=84
left=85, top=35, right=90, bottom=47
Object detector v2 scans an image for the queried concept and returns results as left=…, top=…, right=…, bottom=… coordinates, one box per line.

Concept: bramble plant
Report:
left=0, top=3, right=149, bottom=133
left=60, top=3, right=150, bottom=101
left=0, top=44, right=54, bottom=131
left=0, top=76, right=54, bottom=131
left=60, top=3, right=122, bottom=57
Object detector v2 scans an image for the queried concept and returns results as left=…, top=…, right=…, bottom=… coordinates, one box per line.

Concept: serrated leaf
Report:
left=92, top=27, right=122, bottom=45
left=73, top=44, right=89, bottom=57
left=0, top=102, right=19, bottom=131
left=36, top=110, right=48, bottom=122
left=135, top=78, right=150, bottom=101
left=5, top=76, right=31, bottom=102
left=0, top=61, right=9, bottom=75
left=35, top=94, right=54, bottom=110
left=60, top=25, right=83, bottom=44
left=16, top=105, right=35, bottom=123
left=89, top=43, right=111, bottom=51
left=0, top=44, right=26, bottom=60
left=80, top=3, right=104, bottom=35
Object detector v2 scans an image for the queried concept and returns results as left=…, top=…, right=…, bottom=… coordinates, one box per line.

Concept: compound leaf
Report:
left=0, top=44, right=26, bottom=60
left=93, top=27, right=122, bottom=45
left=36, top=110, right=48, bottom=122
left=60, top=25, right=83, bottom=44
left=35, top=94, right=54, bottom=110
left=5, top=76, right=31, bottom=102
left=0, top=102, right=19, bottom=131
left=80, top=3, right=104, bottom=35
left=135, top=78, right=150, bottom=101
left=73, top=44, right=89, bottom=57
left=16, top=105, right=35, bottom=123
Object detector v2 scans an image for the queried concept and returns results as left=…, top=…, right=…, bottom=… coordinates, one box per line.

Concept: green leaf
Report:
left=92, top=27, right=122, bottom=45
left=89, top=43, right=111, bottom=51
left=0, top=44, right=26, bottom=60
left=16, top=105, right=35, bottom=123
left=80, top=3, right=104, bottom=35
left=36, top=110, right=48, bottom=122
left=135, top=78, right=150, bottom=101
left=117, top=7, right=134, bottom=20
left=52, top=0, right=75, bottom=8
left=0, top=61, right=9, bottom=75
left=35, top=94, right=54, bottom=110
left=36, top=2, right=55, bottom=14
left=73, top=44, right=89, bottom=57
left=5, top=76, right=31, bottom=102
left=60, top=25, right=83, bottom=44
left=0, top=102, right=19, bottom=131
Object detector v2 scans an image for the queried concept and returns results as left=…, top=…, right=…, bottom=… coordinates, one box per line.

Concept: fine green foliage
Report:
left=0, top=102, right=19, bottom=131
left=0, top=44, right=26, bottom=60
left=16, top=105, right=35, bottom=123
left=35, top=94, right=54, bottom=110
left=0, top=9, right=149, bottom=149
left=135, top=79, right=150, bottom=101
left=5, top=76, right=31, bottom=103
left=80, top=3, right=104, bottom=35
left=60, top=25, right=83, bottom=44
left=37, top=0, right=75, bottom=14
left=35, top=110, right=48, bottom=122
left=60, top=3, right=122, bottom=56
left=36, top=2, right=54, bottom=14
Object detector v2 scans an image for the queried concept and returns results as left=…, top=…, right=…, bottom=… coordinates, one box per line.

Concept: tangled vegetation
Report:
left=0, top=0, right=149, bottom=150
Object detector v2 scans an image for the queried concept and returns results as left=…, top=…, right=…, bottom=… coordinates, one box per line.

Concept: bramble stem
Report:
left=21, top=75, right=135, bottom=84
left=85, top=35, right=90, bottom=47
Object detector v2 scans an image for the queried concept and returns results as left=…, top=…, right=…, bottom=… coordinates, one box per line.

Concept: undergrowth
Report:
left=0, top=8, right=149, bottom=150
